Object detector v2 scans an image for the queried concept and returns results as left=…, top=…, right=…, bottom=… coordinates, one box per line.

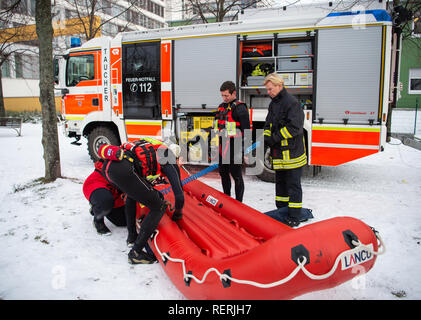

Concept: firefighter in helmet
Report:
left=214, top=81, right=250, bottom=202
left=98, top=138, right=184, bottom=264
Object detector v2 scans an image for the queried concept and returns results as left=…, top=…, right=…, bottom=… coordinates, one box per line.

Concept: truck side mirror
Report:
left=61, top=88, right=69, bottom=95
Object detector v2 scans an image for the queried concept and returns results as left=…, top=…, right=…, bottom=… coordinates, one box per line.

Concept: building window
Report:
left=102, top=0, right=111, bottom=15
left=1, top=60, right=11, bottom=78
left=15, top=54, right=23, bottom=78
left=22, top=55, right=39, bottom=79
left=409, top=68, right=421, bottom=94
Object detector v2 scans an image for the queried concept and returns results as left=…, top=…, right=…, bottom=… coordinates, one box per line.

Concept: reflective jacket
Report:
left=263, top=88, right=307, bottom=170
left=214, top=99, right=251, bottom=161
left=214, top=100, right=245, bottom=138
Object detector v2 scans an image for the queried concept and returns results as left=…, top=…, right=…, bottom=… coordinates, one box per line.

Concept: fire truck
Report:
left=56, top=1, right=399, bottom=181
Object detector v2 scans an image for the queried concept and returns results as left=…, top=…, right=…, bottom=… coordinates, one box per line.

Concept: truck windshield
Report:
left=66, top=55, right=95, bottom=86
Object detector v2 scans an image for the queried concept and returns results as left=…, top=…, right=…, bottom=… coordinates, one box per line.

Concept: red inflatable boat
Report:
left=138, top=167, right=384, bottom=300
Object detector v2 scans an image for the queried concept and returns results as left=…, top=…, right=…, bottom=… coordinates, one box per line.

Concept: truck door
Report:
left=64, top=49, right=101, bottom=118
left=122, top=41, right=161, bottom=119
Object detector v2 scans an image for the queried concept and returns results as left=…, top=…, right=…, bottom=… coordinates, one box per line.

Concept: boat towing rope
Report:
left=152, top=229, right=385, bottom=288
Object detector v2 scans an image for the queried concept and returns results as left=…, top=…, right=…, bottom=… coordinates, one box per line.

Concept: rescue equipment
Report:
left=122, top=139, right=161, bottom=178
left=242, top=43, right=272, bottom=57
left=139, top=167, right=384, bottom=300
left=251, top=64, right=266, bottom=77
left=98, top=138, right=173, bottom=181
left=214, top=101, right=244, bottom=138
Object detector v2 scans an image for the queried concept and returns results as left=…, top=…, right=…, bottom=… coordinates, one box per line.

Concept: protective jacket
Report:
left=264, top=88, right=307, bottom=170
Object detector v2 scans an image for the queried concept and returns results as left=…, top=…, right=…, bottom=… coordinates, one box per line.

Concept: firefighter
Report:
left=263, top=73, right=307, bottom=227
left=99, top=139, right=184, bottom=264
left=214, top=81, right=250, bottom=202
left=83, top=160, right=127, bottom=235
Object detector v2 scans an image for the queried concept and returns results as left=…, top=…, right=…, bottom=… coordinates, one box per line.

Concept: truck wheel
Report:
left=87, top=126, right=120, bottom=162
left=256, top=146, right=275, bottom=182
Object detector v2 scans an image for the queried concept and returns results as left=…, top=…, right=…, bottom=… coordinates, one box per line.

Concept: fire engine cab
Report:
left=56, top=0, right=398, bottom=181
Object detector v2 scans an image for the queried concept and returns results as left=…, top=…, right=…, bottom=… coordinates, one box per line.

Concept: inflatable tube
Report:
left=138, top=167, right=383, bottom=300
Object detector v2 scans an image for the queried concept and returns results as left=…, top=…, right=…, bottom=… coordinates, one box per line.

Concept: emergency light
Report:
left=70, top=37, right=81, bottom=48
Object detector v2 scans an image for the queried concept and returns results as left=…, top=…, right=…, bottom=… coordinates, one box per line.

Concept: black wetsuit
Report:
left=103, top=159, right=184, bottom=253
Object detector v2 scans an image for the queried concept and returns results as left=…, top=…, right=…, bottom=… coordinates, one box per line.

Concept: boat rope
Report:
left=152, top=229, right=385, bottom=288
left=159, top=141, right=261, bottom=195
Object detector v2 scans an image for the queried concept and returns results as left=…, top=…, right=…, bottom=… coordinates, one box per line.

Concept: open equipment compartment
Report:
left=239, top=32, right=315, bottom=124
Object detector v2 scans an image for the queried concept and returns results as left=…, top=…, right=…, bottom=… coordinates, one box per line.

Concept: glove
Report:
left=171, top=208, right=183, bottom=221
left=264, top=135, right=274, bottom=148
left=115, top=149, right=124, bottom=161
left=271, top=131, right=281, bottom=145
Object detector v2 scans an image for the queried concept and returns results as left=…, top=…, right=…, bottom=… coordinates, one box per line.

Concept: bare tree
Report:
left=171, top=0, right=271, bottom=24
left=36, top=0, right=62, bottom=182
left=392, top=0, right=421, bottom=46
left=59, top=0, right=149, bottom=41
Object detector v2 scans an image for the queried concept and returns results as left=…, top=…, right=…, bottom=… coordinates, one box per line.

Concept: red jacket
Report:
left=82, top=161, right=125, bottom=208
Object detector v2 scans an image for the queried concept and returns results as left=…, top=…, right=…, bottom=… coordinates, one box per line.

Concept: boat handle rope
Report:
left=152, top=229, right=385, bottom=289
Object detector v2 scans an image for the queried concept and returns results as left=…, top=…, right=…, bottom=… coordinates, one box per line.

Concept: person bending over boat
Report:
left=98, top=138, right=184, bottom=264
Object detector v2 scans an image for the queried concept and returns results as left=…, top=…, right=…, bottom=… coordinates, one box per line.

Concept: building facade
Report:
left=397, top=12, right=421, bottom=109
left=0, top=0, right=166, bottom=113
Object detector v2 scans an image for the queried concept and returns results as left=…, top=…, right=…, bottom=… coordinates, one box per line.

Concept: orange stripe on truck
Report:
left=312, top=129, right=380, bottom=146
left=125, top=124, right=162, bottom=136
left=310, top=146, right=378, bottom=166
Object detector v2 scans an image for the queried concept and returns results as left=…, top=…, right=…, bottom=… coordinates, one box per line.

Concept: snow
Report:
left=1, top=118, right=421, bottom=300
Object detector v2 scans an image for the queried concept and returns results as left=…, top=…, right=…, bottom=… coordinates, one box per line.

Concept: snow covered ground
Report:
left=0, top=117, right=420, bottom=300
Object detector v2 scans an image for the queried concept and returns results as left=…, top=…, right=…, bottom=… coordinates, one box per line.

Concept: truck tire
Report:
left=256, top=146, right=275, bottom=182
left=87, top=126, right=120, bottom=162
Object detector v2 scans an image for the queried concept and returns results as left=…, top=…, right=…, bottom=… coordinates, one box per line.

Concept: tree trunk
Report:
left=35, top=0, right=62, bottom=182
left=0, top=71, right=5, bottom=117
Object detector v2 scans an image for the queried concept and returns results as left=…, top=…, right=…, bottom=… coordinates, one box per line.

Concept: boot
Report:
left=284, top=216, right=300, bottom=228
left=93, top=218, right=111, bottom=235
left=128, top=248, right=156, bottom=264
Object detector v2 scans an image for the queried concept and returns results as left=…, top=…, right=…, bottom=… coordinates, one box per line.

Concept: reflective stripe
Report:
left=272, top=153, right=307, bottom=170
left=146, top=174, right=160, bottom=182
left=273, top=158, right=307, bottom=170
left=226, top=121, right=237, bottom=137
left=272, top=153, right=306, bottom=164
left=100, top=144, right=109, bottom=159
left=280, top=127, right=292, bottom=139
left=281, top=139, right=288, bottom=147
left=264, top=130, right=271, bottom=136
left=276, top=196, right=290, bottom=202
left=288, top=202, right=303, bottom=208
left=142, top=137, right=163, bottom=145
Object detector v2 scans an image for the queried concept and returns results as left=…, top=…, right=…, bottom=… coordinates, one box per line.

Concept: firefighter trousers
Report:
left=275, top=166, right=303, bottom=219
